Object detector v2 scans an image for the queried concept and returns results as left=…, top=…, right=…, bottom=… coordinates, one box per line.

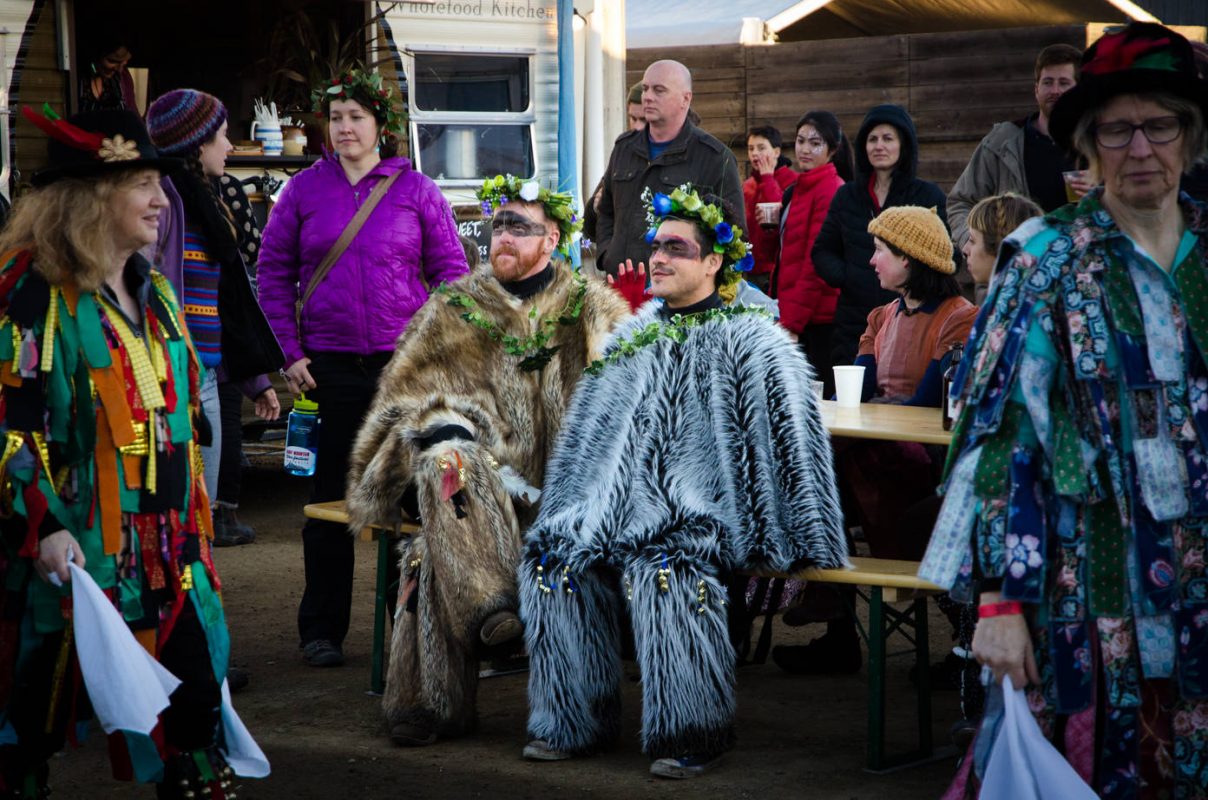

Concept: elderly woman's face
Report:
left=1096, top=93, right=1186, bottom=210
left=110, top=169, right=167, bottom=254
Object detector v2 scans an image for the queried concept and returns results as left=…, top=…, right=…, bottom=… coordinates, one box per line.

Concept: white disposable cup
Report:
left=833, top=365, right=865, bottom=408
left=810, top=380, right=825, bottom=398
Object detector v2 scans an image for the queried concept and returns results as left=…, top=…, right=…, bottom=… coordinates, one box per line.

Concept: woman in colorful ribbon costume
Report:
left=921, top=23, right=1208, bottom=798
left=0, top=108, right=241, bottom=799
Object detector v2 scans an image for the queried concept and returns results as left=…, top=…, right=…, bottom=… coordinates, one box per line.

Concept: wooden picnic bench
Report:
left=302, top=500, right=946, bottom=771
left=740, top=559, right=947, bottom=772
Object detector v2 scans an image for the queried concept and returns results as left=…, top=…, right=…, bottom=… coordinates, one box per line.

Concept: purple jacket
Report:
left=258, top=154, right=468, bottom=364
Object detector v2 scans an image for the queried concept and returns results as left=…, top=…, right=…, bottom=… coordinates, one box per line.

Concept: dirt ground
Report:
left=50, top=455, right=964, bottom=799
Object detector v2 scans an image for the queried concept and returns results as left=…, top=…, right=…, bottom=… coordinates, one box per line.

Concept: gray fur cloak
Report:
left=524, top=303, right=848, bottom=573
left=521, top=302, right=847, bottom=757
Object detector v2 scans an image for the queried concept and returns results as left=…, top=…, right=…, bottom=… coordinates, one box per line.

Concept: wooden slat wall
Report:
left=628, top=24, right=1084, bottom=193
left=12, top=0, right=66, bottom=190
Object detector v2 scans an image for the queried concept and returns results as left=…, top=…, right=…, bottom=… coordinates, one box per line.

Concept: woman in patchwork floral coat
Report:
left=920, top=23, right=1208, bottom=798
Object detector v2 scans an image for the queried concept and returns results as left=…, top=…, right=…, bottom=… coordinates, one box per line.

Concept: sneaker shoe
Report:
left=480, top=611, right=523, bottom=647
left=771, top=631, right=862, bottom=675
left=649, top=752, right=724, bottom=779
left=522, top=739, right=572, bottom=761
left=390, top=721, right=438, bottom=747
left=301, top=639, right=344, bottom=667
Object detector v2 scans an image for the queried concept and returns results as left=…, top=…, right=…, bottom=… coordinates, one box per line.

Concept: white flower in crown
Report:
left=518, top=180, right=540, bottom=202
left=98, top=135, right=139, bottom=163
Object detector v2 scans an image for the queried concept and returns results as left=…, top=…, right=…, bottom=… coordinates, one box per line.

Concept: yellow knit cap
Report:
left=867, top=206, right=955, bottom=275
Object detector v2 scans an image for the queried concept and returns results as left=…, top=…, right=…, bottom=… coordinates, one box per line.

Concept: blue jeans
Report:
left=198, top=367, right=221, bottom=506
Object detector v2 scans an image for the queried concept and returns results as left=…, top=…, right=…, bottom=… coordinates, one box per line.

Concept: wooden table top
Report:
left=819, top=400, right=953, bottom=446
left=303, top=500, right=420, bottom=535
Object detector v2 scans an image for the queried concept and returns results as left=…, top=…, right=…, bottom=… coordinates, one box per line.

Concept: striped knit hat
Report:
left=867, top=205, right=955, bottom=275
left=146, top=89, right=227, bottom=156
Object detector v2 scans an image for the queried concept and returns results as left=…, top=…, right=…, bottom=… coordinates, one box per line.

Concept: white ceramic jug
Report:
left=250, top=121, right=283, bottom=157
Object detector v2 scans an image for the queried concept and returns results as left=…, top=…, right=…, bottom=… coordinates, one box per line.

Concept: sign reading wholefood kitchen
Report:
left=399, top=0, right=556, bottom=20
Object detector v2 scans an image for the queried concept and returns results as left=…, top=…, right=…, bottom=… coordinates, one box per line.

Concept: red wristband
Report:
left=978, top=601, right=1024, bottom=618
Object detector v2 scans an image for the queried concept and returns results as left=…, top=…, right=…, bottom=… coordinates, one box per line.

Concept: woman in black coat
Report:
left=811, top=104, right=948, bottom=369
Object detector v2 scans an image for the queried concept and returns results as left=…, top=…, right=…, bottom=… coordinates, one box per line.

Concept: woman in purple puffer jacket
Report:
left=258, top=69, right=468, bottom=668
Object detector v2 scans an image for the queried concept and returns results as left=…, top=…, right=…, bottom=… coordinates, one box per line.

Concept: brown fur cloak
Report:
left=346, top=263, right=629, bottom=738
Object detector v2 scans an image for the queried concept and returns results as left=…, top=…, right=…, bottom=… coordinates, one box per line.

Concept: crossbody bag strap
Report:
left=297, top=169, right=402, bottom=323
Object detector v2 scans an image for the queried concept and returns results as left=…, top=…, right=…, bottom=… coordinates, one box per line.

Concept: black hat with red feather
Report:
left=24, top=105, right=181, bottom=187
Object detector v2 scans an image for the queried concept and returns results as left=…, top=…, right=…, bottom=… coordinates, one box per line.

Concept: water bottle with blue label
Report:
left=284, top=394, right=319, bottom=477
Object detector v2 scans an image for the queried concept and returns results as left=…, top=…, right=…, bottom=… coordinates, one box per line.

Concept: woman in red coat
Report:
left=742, top=125, right=797, bottom=293
left=772, top=111, right=852, bottom=395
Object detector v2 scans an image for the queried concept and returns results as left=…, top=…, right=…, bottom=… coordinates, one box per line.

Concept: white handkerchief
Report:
left=980, top=676, right=1097, bottom=800
left=220, top=679, right=271, bottom=778
left=68, top=563, right=181, bottom=735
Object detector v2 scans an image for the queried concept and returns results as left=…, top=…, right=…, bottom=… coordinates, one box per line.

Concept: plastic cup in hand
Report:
left=1062, top=170, right=1085, bottom=203
left=832, top=365, right=865, bottom=409
left=756, top=202, right=782, bottom=230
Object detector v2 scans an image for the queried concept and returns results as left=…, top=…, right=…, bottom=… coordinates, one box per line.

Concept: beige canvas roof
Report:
left=626, top=0, right=1163, bottom=47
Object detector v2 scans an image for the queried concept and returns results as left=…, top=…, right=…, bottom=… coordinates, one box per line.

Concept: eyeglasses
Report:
left=650, top=237, right=701, bottom=260
left=490, top=218, right=547, bottom=238
left=1093, top=115, right=1183, bottom=149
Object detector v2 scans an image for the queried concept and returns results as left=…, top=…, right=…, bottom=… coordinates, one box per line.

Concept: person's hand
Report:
left=752, top=150, right=778, bottom=176
left=282, top=358, right=315, bottom=395
left=1067, top=171, right=1095, bottom=198
left=607, top=259, right=651, bottom=312
left=254, top=387, right=281, bottom=421
left=971, top=594, right=1039, bottom=689
left=36, top=530, right=84, bottom=585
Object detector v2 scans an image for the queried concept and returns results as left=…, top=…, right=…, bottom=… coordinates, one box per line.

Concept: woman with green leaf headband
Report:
left=257, top=69, right=468, bottom=671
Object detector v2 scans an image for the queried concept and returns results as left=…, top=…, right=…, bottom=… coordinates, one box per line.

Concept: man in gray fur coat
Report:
left=346, top=176, right=630, bottom=747
left=520, top=186, right=847, bottom=778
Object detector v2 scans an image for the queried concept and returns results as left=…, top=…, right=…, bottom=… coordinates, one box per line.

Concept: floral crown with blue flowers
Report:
left=476, top=174, right=582, bottom=258
left=641, top=184, right=754, bottom=286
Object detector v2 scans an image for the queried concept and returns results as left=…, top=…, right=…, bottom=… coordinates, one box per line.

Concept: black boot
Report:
left=212, top=505, right=253, bottom=547
left=771, top=619, right=862, bottom=675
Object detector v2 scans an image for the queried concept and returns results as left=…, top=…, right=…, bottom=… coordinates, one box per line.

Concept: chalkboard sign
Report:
left=454, top=212, right=491, bottom=267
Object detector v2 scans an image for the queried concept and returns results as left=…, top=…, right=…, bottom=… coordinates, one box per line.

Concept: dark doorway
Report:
left=71, top=0, right=369, bottom=135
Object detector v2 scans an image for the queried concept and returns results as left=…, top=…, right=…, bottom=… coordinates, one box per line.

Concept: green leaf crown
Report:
left=476, top=174, right=583, bottom=258
left=641, top=184, right=754, bottom=287
left=311, top=67, right=405, bottom=136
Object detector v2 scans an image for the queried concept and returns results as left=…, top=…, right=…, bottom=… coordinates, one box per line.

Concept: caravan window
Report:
left=413, top=54, right=530, bottom=113
left=414, top=124, right=534, bottom=181
left=408, top=49, right=537, bottom=185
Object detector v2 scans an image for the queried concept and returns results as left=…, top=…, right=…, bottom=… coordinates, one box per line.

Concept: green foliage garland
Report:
left=584, top=306, right=769, bottom=376
left=439, top=275, right=588, bottom=372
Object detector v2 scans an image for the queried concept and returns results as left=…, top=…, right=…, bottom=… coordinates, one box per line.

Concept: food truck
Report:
left=0, top=0, right=627, bottom=262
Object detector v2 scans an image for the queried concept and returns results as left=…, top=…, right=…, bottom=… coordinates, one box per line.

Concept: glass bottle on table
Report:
left=942, top=342, right=964, bottom=431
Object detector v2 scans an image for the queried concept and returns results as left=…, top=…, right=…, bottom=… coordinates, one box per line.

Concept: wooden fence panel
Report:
left=628, top=24, right=1089, bottom=193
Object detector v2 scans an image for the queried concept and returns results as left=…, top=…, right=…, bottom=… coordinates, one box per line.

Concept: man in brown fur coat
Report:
left=346, top=176, right=629, bottom=747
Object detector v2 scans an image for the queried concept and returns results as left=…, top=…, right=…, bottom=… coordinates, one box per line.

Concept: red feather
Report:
left=21, top=106, right=104, bottom=154
left=1085, top=35, right=1170, bottom=76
